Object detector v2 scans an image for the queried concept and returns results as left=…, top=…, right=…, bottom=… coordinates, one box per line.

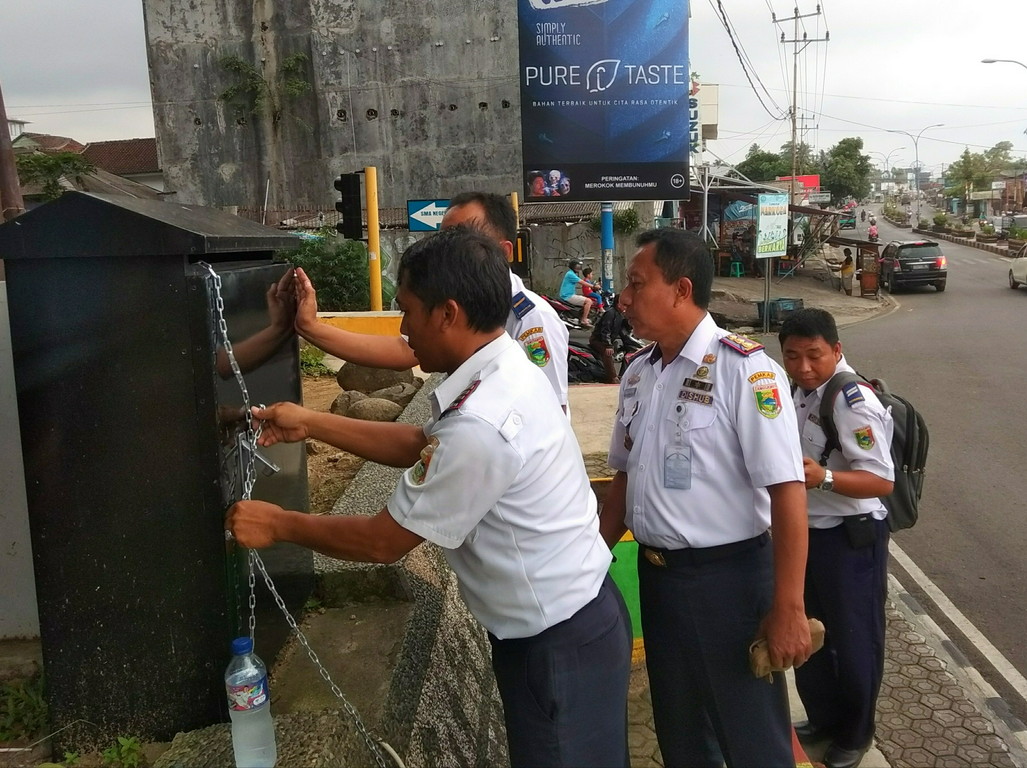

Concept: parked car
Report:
left=838, top=211, right=857, bottom=230
left=1008, top=243, right=1027, bottom=289
left=879, top=240, right=947, bottom=292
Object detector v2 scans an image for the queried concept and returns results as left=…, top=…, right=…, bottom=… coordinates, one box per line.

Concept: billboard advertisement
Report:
left=756, top=193, right=789, bottom=259
left=518, top=0, right=690, bottom=203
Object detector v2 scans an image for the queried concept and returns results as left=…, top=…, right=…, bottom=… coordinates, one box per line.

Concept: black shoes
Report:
left=823, top=742, right=872, bottom=768
left=793, top=720, right=831, bottom=744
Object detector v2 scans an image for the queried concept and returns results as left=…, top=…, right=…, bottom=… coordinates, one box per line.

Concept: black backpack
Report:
left=818, top=372, right=929, bottom=532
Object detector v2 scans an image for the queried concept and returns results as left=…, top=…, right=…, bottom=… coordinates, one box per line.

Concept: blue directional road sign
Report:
left=407, top=199, right=450, bottom=231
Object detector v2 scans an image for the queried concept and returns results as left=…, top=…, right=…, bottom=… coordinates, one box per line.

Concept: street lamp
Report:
left=868, top=148, right=905, bottom=196
left=981, top=58, right=1027, bottom=72
left=887, top=124, right=944, bottom=225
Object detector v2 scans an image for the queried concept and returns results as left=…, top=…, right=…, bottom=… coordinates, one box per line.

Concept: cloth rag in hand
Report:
left=749, top=618, right=826, bottom=682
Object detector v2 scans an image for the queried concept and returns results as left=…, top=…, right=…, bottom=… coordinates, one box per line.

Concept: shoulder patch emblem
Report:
left=410, top=437, right=440, bottom=485
left=511, top=291, right=535, bottom=320
left=440, top=379, right=481, bottom=419
left=702, top=353, right=717, bottom=364
left=853, top=425, right=875, bottom=450
left=753, top=383, right=782, bottom=419
left=720, top=333, right=765, bottom=355
left=747, top=370, right=776, bottom=384
left=517, top=326, right=551, bottom=367
left=842, top=382, right=865, bottom=407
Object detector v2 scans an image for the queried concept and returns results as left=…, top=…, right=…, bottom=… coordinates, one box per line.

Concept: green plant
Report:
left=587, top=208, right=642, bottom=236
left=277, top=228, right=371, bottom=311
left=1009, top=227, right=1027, bottom=240
left=15, top=152, right=95, bottom=201
left=299, top=342, right=332, bottom=377
left=62, top=752, right=81, bottom=766
left=101, top=735, right=143, bottom=768
left=918, top=218, right=930, bottom=229
left=219, top=53, right=312, bottom=125
left=0, top=674, right=47, bottom=741
left=981, top=224, right=995, bottom=235
left=933, top=212, right=948, bottom=227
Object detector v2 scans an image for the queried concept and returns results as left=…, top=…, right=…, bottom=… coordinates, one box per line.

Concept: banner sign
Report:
left=518, top=0, right=690, bottom=203
left=756, top=193, right=789, bottom=259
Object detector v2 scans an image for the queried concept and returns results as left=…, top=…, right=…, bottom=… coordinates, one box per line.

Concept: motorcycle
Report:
left=542, top=289, right=610, bottom=330
left=565, top=329, right=647, bottom=384
left=868, top=226, right=879, bottom=243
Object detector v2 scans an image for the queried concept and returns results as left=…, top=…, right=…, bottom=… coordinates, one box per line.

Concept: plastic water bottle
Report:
left=225, top=636, right=277, bottom=767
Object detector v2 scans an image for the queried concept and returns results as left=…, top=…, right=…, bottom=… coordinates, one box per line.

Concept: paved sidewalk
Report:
left=571, top=265, right=1027, bottom=768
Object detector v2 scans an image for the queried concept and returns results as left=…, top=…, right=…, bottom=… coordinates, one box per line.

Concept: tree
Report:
left=944, top=148, right=990, bottom=208
left=15, top=152, right=94, bottom=201
left=819, top=137, right=872, bottom=204
left=734, top=144, right=786, bottom=182
left=778, top=140, right=817, bottom=176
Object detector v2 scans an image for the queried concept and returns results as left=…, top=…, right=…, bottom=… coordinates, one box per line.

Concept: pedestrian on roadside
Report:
left=840, top=250, right=855, bottom=296
left=588, top=293, right=631, bottom=384
left=600, top=227, right=812, bottom=767
left=227, top=228, right=632, bottom=768
left=292, top=191, right=570, bottom=412
left=779, top=308, right=894, bottom=768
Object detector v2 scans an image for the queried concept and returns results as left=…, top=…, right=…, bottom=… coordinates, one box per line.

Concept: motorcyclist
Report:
left=861, top=209, right=867, bottom=223
left=868, top=223, right=879, bottom=241
left=868, top=214, right=877, bottom=226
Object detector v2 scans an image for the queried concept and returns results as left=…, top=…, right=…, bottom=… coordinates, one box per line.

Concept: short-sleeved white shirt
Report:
left=507, top=272, right=569, bottom=408
left=794, top=357, right=894, bottom=529
left=387, top=333, right=610, bottom=639
left=608, top=313, right=805, bottom=549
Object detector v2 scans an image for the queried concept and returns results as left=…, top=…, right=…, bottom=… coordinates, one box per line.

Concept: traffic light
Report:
left=334, top=173, right=363, bottom=240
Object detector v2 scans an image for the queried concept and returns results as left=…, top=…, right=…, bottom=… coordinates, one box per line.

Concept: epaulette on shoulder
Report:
left=626, top=341, right=657, bottom=368
left=841, top=381, right=865, bottom=407
left=511, top=291, right=535, bottom=320
left=440, top=379, right=482, bottom=419
left=719, top=333, right=764, bottom=356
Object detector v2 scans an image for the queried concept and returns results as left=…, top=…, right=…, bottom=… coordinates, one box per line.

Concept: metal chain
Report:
left=251, top=551, right=389, bottom=768
left=199, top=263, right=391, bottom=768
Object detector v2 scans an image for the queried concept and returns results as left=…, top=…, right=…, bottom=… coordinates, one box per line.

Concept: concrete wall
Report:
left=144, top=0, right=521, bottom=210
left=374, top=224, right=635, bottom=302
left=0, top=282, right=39, bottom=639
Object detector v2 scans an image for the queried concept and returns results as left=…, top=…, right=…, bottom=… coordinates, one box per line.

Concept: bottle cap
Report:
left=231, top=636, right=254, bottom=655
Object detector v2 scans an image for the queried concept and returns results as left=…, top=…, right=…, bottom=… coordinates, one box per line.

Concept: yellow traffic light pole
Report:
left=364, top=166, right=382, bottom=311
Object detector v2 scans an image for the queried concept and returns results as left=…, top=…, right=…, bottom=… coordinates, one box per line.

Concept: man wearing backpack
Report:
left=779, top=308, right=894, bottom=768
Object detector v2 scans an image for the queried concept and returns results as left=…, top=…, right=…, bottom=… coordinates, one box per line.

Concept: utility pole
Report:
left=773, top=6, right=828, bottom=205
left=0, top=78, right=25, bottom=225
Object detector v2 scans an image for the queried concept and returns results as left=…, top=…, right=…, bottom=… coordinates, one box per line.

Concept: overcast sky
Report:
left=3, top=0, right=1026, bottom=176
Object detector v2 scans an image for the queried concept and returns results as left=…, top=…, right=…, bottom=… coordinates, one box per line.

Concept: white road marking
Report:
left=891, top=541, right=1027, bottom=705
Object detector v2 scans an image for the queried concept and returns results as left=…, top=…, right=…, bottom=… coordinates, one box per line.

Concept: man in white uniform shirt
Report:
left=292, top=191, right=570, bottom=412
left=779, top=308, right=894, bottom=768
left=599, top=228, right=812, bottom=768
left=227, top=228, right=630, bottom=767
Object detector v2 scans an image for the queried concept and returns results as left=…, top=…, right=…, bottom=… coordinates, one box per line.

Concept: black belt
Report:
left=641, top=531, right=770, bottom=568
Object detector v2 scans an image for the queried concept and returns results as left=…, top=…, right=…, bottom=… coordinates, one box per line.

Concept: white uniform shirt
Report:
left=794, top=356, right=894, bottom=529
left=608, top=313, right=805, bottom=550
left=387, top=334, right=610, bottom=639
left=507, top=272, right=569, bottom=408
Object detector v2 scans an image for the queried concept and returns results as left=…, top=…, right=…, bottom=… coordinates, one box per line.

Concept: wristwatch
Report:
left=818, top=469, right=834, bottom=492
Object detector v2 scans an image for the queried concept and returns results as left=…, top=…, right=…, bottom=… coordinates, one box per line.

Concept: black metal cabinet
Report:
left=0, top=192, right=312, bottom=749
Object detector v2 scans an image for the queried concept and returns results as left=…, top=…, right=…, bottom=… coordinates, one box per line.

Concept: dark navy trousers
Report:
left=489, top=574, right=632, bottom=768
left=638, top=537, right=794, bottom=768
left=795, top=518, right=889, bottom=750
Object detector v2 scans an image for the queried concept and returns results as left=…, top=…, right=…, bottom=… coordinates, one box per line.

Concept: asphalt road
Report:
left=836, top=205, right=1027, bottom=722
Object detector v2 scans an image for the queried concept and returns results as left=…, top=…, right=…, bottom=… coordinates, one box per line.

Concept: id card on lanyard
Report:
left=664, top=402, right=692, bottom=489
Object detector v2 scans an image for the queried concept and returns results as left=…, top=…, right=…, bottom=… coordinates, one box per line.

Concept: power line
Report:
left=707, top=0, right=787, bottom=120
